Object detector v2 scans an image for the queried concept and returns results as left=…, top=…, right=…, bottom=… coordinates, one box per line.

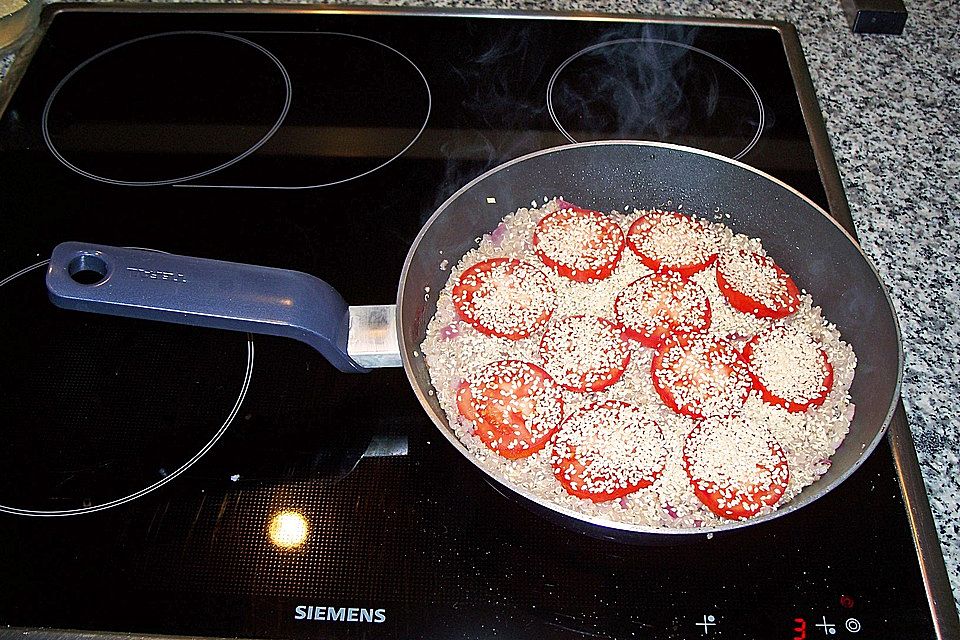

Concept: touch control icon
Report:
left=696, top=614, right=717, bottom=634
left=815, top=616, right=837, bottom=635
left=845, top=618, right=862, bottom=633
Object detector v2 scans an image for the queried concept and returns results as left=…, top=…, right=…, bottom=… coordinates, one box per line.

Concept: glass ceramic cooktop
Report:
left=0, top=7, right=941, bottom=639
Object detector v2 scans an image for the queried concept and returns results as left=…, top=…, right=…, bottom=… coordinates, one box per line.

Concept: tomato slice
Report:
left=716, top=249, right=801, bottom=319
left=614, top=273, right=712, bottom=348
left=452, top=258, right=557, bottom=340
left=742, top=324, right=835, bottom=412
left=533, top=204, right=625, bottom=282
left=456, top=360, right=565, bottom=460
left=538, top=315, right=631, bottom=392
left=552, top=400, right=667, bottom=502
left=651, top=334, right=752, bottom=419
left=626, top=211, right=719, bottom=278
left=683, top=416, right=790, bottom=520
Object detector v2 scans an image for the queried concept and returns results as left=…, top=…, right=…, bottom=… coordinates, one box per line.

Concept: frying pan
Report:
left=45, top=141, right=902, bottom=538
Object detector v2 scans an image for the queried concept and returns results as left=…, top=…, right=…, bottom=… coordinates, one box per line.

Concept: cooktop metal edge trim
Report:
left=777, top=22, right=855, bottom=227
left=38, top=1, right=792, bottom=29
left=891, top=403, right=960, bottom=639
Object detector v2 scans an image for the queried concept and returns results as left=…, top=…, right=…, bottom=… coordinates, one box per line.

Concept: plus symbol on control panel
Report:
left=696, top=614, right=717, bottom=634
left=815, top=616, right=837, bottom=635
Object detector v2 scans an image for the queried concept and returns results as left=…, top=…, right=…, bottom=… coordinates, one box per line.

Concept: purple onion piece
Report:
left=490, top=222, right=508, bottom=247
left=439, top=323, right=461, bottom=340
left=844, top=404, right=856, bottom=422
left=663, top=501, right=679, bottom=519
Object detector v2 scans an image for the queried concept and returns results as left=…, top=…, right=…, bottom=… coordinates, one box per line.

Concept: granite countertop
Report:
left=3, top=0, right=958, bottom=608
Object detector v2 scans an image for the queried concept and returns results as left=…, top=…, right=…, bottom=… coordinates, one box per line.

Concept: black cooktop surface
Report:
left=0, top=7, right=939, bottom=639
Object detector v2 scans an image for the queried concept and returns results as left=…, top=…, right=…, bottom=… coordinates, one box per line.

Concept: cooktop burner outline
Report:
left=175, top=30, right=433, bottom=190
left=0, top=259, right=256, bottom=517
left=546, top=38, right=765, bottom=160
left=41, top=30, right=293, bottom=187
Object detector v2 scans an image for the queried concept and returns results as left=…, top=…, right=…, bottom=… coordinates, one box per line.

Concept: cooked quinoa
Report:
left=420, top=198, right=856, bottom=529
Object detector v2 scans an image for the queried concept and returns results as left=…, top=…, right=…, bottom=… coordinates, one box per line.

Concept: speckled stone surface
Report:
left=3, top=0, right=959, bottom=607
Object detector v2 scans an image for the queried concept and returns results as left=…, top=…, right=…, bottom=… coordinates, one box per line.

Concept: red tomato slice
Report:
left=614, top=273, right=712, bottom=348
left=626, top=211, right=719, bottom=278
left=552, top=400, right=667, bottom=503
left=456, top=360, right=564, bottom=460
left=742, top=324, right=835, bottom=412
left=533, top=204, right=625, bottom=282
left=452, top=258, right=557, bottom=340
left=683, top=416, right=790, bottom=520
left=716, top=249, right=801, bottom=319
left=651, top=334, right=752, bottom=419
left=538, top=315, right=631, bottom=392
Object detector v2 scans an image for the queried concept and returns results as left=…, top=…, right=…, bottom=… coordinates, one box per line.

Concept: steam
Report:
left=550, top=24, right=712, bottom=143
left=427, top=22, right=763, bottom=217
left=429, top=25, right=562, bottom=216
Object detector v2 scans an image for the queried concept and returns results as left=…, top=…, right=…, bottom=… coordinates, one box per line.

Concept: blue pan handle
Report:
left=46, top=242, right=373, bottom=373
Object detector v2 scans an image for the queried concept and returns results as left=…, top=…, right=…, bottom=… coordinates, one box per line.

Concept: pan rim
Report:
left=397, top=139, right=904, bottom=536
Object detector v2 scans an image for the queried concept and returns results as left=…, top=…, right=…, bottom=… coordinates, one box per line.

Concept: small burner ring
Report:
left=547, top=38, right=765, bottom=160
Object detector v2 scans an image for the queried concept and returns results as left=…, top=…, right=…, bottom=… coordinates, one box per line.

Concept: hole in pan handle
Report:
left=45, top=242, right=403, bottom=373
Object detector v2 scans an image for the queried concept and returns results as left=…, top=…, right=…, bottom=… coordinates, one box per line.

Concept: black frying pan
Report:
left=47, top=142, right=902, bottom=537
